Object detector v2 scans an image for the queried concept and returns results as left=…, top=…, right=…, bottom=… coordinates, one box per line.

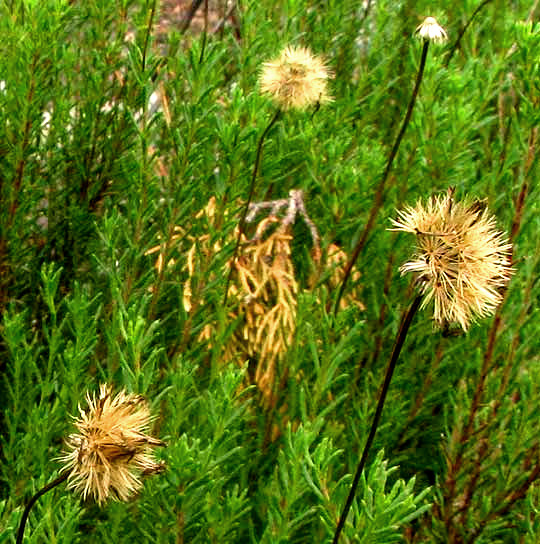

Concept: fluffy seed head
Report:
left=60, top=384, right=166, bottom=504
left=259, top=45, right=332, bottom=110
left=391, top=190, right=513, bottom=331
left=415, top=17, right=448, bottom=43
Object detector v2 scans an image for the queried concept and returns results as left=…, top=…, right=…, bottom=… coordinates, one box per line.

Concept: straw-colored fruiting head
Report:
left=60, top=384, right=166, bottom=504
left=259, top=45, right=332, bottom=110
left=415, top=17, right=448, bottom=44
left=391, top=190, right=513, bottom=331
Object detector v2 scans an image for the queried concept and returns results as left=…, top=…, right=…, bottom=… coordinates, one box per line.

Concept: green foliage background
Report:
left=0, top=0, right=539, bottom=542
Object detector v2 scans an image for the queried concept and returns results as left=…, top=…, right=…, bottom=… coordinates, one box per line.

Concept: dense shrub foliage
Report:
left=1, top=1, right=539, bottom=542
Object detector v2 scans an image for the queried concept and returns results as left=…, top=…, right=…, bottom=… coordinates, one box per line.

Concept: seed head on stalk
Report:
left=60, top=384, right=166, bottom=504
left=259, top=45, right=333, bottom=110
left=391, top=189, right=514, bottom=331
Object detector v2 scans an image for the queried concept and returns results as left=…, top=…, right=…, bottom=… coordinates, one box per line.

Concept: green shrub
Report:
left=1, top=1, right=539, bottom=543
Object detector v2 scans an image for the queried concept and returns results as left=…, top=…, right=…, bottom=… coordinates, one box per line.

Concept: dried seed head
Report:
left=60, top=384, right=166, bottom=504
left=259, top=45, right=333, bottom=110
left=415, top=17, right=448, bottom=44
left=391, top=190, right=513, bottom=331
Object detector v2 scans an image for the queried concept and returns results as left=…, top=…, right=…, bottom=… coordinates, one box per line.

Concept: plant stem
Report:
left=223, top=108, right=281, bottom=306
left=445, top=0, right=494, bottom=67
left=16, top=471, right=69, bottom=544
left=199, top=0, right=209, bottom=64
left=334, top=40, right=430, bottom=315
left=142, top=0, right=157, bottom=73
left=181, top=0, right=204, bottom=33
left=331, top=294, right=423, bottom=544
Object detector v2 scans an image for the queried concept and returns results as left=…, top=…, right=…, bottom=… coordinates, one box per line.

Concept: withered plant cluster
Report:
left=147, top=193, right=362, bottom=407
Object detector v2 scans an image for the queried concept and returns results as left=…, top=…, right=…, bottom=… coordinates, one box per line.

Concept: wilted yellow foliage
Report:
left=146, top=196, right=363, bottom=408
left=229, top=217, right=297, bottom=405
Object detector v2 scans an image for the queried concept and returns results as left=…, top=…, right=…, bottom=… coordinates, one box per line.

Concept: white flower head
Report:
left=415, top=17, right=448, bottom=44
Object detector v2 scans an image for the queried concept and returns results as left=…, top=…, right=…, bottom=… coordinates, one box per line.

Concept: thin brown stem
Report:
left=16, top=472, right=69, bottom=544
left=465, top=462, right=540, bottom=544
left=455, top=437, right=491, bottom=529
left=334, top=40, right=430, bottom=315
left=493, top=254, right=539, bottom=407
left=395, top=339, right=445, bottom=449
left=332, top=294, right=423, bottom=544
left=461, top=127, right=535, bottom=443
left=181, top=0, right=204, bottom=33
left=445, top=0, right=494, bottom=67
left=212, top=2, right=236, bottom=34
left=199, top=0, right=209, bottom=64
left=0, top=53, right=39, bottom=311
left=223, top=108, right=281, bottom=306
left=142, top=0, right=157, bottom=73
left=9, top=54, right=38, bottom=224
